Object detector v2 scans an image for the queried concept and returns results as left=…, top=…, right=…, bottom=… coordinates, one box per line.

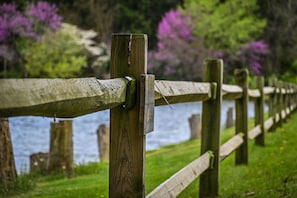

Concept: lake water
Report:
left=9, top=101, right=259, bottom=173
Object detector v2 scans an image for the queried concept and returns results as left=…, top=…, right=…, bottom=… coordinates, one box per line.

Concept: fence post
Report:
left=254, top=76, right=265, bottom=146
left=188, top=114, right=201, bottom=140
left=97, top=124, right=109, bottom=162
left=268, top=78, right=277, bottom=131
left=0, top=118, right=17, bottom=193
left=277, top=80, right=284, bottom=126
left=235, top=69, right=249, bottom=165
left=281, top=81, right=287, bottom=122
left=225, top=107, right=234, bottom=128
left=285, top=83, right=291, bottom=118
left=199, top=59, right=223, bottom=198
left=30, top=152, right=48, bottom=175
left=48, top=120, right=73, bottom=176
left=289, top=83, right=294, bottom=113
left=109, top=34, right=148, bottom=197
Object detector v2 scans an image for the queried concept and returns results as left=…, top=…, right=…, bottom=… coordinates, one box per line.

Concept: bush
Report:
left=23, top=29, right=86, bottom=78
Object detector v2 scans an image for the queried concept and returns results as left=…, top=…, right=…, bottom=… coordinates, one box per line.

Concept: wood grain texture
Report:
left=154, top=80, right=212, bottom=105
left=248, top=125, right=261, bottom=140
left=220, top=134, right=244, bottom=161
left=140, top=75, right=155, bottom=134
left=0, top=118, right=17, bottom=189
left=268, top=78, right=277, bottom=131
left=254, top=76, right=265, bottom=146
left=235, top=69, right=249, bottom=165
left=146, top=152, right=211, bottom=198
left=263, top=86, right=275, bottom=95
left=199, top=59, right=223, bottom=198
left=264, top=117, right=274, bottom=131
left=0, top=78, right=127, bottom=118
left=248, top=89, right=261, bottom=99
left=48, top=120, right=73, bottom=176
left=109, top=34, right=147, bottom=198
left=222, top=84, right=243, bottom=100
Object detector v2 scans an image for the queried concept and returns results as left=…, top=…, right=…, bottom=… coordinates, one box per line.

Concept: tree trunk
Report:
left=0, top=118, right=17, bottom=193
left=47, top=120, right=73, bottom=177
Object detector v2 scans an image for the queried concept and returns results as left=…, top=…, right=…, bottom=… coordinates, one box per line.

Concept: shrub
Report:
left=23, top=29, right=86, bottom=78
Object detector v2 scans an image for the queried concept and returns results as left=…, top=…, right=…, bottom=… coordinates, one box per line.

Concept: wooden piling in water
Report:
left=97, top=124, right=109, bottom=162
left=48, top=120, right=73, bottom=176
left=188, top=114, right=201, bottom=140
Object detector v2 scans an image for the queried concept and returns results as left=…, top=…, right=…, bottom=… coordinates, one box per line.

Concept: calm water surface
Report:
left=10, top=101, right=258, bottom=172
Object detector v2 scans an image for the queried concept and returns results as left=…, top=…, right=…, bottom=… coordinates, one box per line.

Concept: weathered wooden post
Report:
left=48, top=120, right=73, bottom=176
left=289, top=83, right=294, bottom=113
left=268, top=78, right=277, bottom=131
left=254, top=76, right=265, bottom=146
left=225, top=107, right=234, bottom=128
left=277, top=80, right=284, bottom=126
left=0, top=118, right=17, bottom=193
left=188, top=114, right=201, bottom=139
left=97, top=124, right=109, bottom=162
left=285, top=83, right=291, bottom=118
left=109, top=34, right=151, bottom=197
left=30, top=152, right=48, bottom=175
left=283, top=82, right=288, bottom=121
left=199, top=59, right=223, bottom=198
left=235, top=69, right=249, bottom=165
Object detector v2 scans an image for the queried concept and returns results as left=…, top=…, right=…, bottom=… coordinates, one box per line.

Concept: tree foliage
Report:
left=0, top=1, right=62, bottom=77
left=258, top=0, right=297, bottom=76
left=114, top=0, right=183, bottom=48
left=149, top=9, right=214, bottom=80
left=47, top=0, right=117, bottom=43
left=23, top=28, right=86, bottom=78
left=149, top=1, right=269, bottom=81
left=0, top=1, right=89, bottom=78
left=184, top=0, right=266, bottom=51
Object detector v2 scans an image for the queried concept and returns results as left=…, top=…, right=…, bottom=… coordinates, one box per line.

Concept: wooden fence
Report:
left=0, top=34, right=297, bottom=197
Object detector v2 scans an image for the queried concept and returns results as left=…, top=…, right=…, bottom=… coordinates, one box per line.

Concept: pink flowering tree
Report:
left=240, top=41, right=269, bottom=75
left=0, top=1, right=62, bottom=77
left=148, top=9, right=214, bottom=81
left=220, top=40, right=269, bottom=79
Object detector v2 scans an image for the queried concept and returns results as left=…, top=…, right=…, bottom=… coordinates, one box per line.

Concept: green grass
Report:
left=4, top=113, right=297, bottom=197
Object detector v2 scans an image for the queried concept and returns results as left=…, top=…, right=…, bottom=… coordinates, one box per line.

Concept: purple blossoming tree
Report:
left=240, top=40, right=269, bottom=75
left=149, top=9, right=213, bottom=80
left=0, top=1, right=62, bottom=77
left=27, top=1, right=62, bottom=35
left=220, top=40, right=269, bottom=78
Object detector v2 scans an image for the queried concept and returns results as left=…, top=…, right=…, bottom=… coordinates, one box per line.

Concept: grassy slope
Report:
left=7, top=113, right=297, bottom=198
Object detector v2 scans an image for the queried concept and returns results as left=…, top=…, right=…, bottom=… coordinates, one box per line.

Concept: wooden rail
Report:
left=147, top=152, right=212, bottom=198
left=1, top=33, right=297, bottom=198
left=0, top=78, right=128, bottom=117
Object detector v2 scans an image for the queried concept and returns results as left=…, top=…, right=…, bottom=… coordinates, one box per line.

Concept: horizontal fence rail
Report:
left=1, top=34, right=297, bottom=198
left=0, top=78, right=128, bottom=117
left=1, top=79, right=296, bottom=118
left=147, top=152, right=212, bottom=198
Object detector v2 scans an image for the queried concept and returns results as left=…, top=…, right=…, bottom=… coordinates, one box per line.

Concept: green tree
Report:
left=258, top=0, right=297, bottom=76
left=184, top=0, right=266, bottom=51
left=23, top=29, right=86, bottom=78
left=114, top=0, right=183, bottom=48
left=57, top=0, right=117, bottom=43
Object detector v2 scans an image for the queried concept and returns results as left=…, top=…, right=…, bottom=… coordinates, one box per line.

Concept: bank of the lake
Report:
left=10, top=101, right=259, bottom=172
left=6, top=111, right=297, bottom=197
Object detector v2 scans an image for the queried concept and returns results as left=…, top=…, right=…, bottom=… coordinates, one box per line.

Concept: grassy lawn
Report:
left=4, top=112, right=297, bottom=197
